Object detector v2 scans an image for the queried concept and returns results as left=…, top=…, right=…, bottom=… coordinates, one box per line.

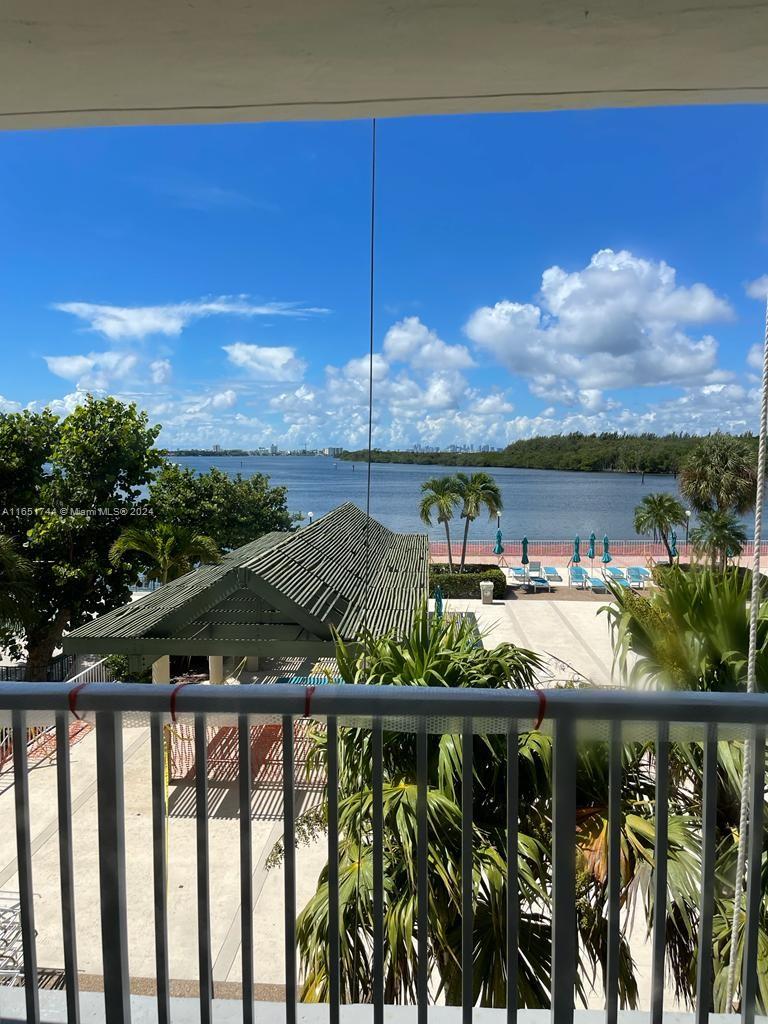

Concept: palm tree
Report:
left=633, top=492, right=687, bottom=564
left=109, top=522, right=221, bottom=585
left=0, top=534, right=31, bottom=631
left=291, top=607, right=699, bottom=1010
left=604, top=568, right=768, bottom=1012
left=455, top=472, right=503, bottom=572
left=679, top=434, right=757, bottom=515
left=689, top=509, right=747, bottom=572
left=419, top=476, right=461, bottom=572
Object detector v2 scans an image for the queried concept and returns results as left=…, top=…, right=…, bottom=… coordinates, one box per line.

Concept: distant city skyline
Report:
left=1, top=107, right=766, bottom=448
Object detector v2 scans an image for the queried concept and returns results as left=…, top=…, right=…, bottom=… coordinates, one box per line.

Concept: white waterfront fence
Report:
left=430, top=539, right=768, bottom=560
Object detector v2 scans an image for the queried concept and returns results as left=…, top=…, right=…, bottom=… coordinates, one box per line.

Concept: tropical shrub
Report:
left=293, top=607, right=705, bottom=1011
left=430, top=563, right=507, bottom=599
left=602, top=567, right=768, bottom=1011
left=102, top=654, right=152, bottom=683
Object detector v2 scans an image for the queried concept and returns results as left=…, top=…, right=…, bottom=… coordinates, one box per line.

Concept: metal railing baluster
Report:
left=373, top=719, right=385, bottom=1024
left=150, top=716, right=170, bottom=1024
left=651, top=722, right=670, bottom=1024
left=740, top=727, right=765, bottom=1024
left=606, top=721, right=621, bottom=1024
left=13, top=709, right=40, bottom=1024
left=282, top=715, right=297, bottom=1024
left=462, top=721, right=474, bottom=1024
left=551, top=717, right=576, bottom=1024
left=55, top=710, right=80, bottom=1024
left=417, top=725, right=429, bottom=1024
left=195, top=713, right=213, bottom=1024
left=327, top=717, right=340, bottom=1024
left=695, top=724, right=717, bottom=1024
left=95, top=711, right=130, bottom=1024
left=238, top=715, right=254, bottom=1024
left=506, top=723, right=518, bottom=1024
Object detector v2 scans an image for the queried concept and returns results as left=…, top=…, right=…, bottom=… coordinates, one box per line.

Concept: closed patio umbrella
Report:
left=587, top=532, right=596, bottom=568
left=493, top=528, right=504, bottom=556
left=602, top=535, right=612, bottom=564
left=521, top=536, right=529, bottom=565
left=670, top=530, right=679, bottom=560
left=571, top=536, right=581, bottom=564
left=434, top=584, right=444, bottom=619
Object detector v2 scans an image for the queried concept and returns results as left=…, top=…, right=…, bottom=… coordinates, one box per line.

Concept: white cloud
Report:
left=341, top=353, right=389, bottom=383
left=748, top=344, right=764, bottom=371
left=223, top=342, right=307, bottom=382
left=210, top=389, right=237, bottom=410
left=465, top=249, right=733, bottom=395
left=383, top=317, right=474, bottom=371
left=0, top=395, right=22, bottom=412
left=53, top=296, right=329, bottom=341
left=746, top=275, right=768, bottom=300
left=150, top=359, right=172, bottom=385
left=44, top=350, right=139, bottom=389
left=44, top=391, right=91, bottom=416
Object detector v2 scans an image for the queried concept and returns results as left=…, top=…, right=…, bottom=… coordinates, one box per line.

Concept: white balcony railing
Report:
left=0, top=682, right=765, bottom=1024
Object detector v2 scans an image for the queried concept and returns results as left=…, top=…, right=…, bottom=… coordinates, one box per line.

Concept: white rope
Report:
left=725, top=295, right=768, bottom=1009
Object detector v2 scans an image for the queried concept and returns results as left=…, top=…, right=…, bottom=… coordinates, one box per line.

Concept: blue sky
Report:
left=1, top=105, right=767, bottom=448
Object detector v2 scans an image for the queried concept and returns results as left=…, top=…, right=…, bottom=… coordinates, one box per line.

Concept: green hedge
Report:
left=430, top=563, right=507, bottom=599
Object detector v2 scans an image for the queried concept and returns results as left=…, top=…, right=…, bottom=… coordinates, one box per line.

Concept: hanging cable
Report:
left=351, top=117, right=377, bottom=1007
left=363, top=117, right=377, bottom=643
left=725, top=295, right=768, bottom=1009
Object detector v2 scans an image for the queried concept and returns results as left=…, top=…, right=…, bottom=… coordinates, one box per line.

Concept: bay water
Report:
left=171, top=455, right=713, bottom=541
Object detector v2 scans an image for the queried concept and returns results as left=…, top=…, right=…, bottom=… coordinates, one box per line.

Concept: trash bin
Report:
left=479, top=580, right=494, bottom=605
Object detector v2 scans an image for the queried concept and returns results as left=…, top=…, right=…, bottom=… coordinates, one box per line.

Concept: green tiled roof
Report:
left=64, top=503, right=428, bottom=656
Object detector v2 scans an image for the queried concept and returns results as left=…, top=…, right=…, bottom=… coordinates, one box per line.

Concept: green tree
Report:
left=292, top=608, right=698, bottom=1010
left=604, top=568, right=768, bottom=1012
left=679, top=434, right=757, bottom=515
left=0, top=396, right=162, bottom=680
left=109, top=522, right=221, bottom=585
left=454, top=472, right=503, bottom=572
left=633, top=492, right=688, bottom=564
left=689, top=509, right=747, bottom=572
left=0, top=534, right=32, bottom=632
left=419, top=476, right=461, bottom=571
left=149, top=463, right=295, bottom=550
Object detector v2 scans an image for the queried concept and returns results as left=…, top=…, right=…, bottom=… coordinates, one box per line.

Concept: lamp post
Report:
left=685, top=509, right=691, bottom=547
left=307, top=511, right=314, bottom=525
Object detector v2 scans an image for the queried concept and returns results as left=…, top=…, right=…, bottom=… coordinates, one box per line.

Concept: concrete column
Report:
left=208, top=655, right=225, bottom=684
left=151, top=655, right=171, bottom=684
left=245, top=656, right=260, bottom=673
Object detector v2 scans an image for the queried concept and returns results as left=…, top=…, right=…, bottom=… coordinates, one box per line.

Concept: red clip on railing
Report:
left=68, top=681, right=90, bottom=721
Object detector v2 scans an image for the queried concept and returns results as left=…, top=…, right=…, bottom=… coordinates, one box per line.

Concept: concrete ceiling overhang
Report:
left=2, top=0, right=767, bottom=131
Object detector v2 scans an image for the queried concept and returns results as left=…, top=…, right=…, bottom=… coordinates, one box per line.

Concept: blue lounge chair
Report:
left=525, top=575, right=552, bottom=593
left=569, top=566, right=588, bottom=589
left=607, top=576, right=630, bottom=589
left=626, top=567, right=648, bottom=589
left=627, top=565, right=650, bottom=578
left=587, top=576, right=608, bottom=592
left=604, top=567, right=626, bottom=580
left=544, top=566, right=562, bottom=581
